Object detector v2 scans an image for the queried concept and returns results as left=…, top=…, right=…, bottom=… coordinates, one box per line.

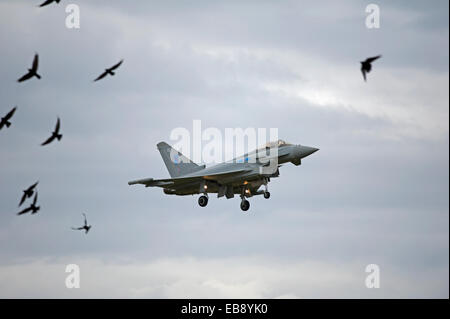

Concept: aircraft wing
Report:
left=128, top=168, right=252, bottom=188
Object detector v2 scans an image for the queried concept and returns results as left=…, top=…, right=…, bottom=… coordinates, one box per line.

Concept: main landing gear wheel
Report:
left=198, top=195, right=208, bottom=207
left=264, top=192, right=271, bottom=199
left=240, top=199, right=250, bottom=212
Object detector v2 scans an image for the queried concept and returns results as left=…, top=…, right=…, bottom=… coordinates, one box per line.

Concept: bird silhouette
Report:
left=17, top=53, right=41, bottom=83
left=17, top=192, right=40, bottom=215
left=0, top=107, right=17, bottom=131
left=19, top=181, right=39, bottom=207
left=41, top=117, right=62, bottom=146
left=38, top=0, right=61, bottom=7
left=72, top=213, right=92, bottom=234
left=361, top=55, right=381, bottom=82
left=94, top=60, right=124, bottom=82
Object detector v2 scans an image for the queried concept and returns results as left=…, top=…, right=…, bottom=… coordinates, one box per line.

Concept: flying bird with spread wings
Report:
left=19, top=181, right=39, bottom=207
left=72, top=213, right=92, bottom=234
left=17, top=192, right=40, bottom=215
left=41, top=117, right=63, bottom=146
left=17, top=53, right=41, bottom=83
left=38, top=0, right=61, bottom=7
left=94, top=60, right=124, bottom=82
left=0, top=107, right=17, bottom=131
left=360, top=55, right=382, bottom=82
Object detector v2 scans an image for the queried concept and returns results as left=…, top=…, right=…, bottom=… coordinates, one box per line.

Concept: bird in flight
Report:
left=41, top=117, right=63, bottom=146
left=94, top=60, right=124, bottom=82
left=17, top=53, right=41, bottom=83
left=19, top=181, right=39, bottom=207
left=0, top=107, right=17, bottom=131
left=360, top=55, right=381, bottom=82
left=17, top=192, right=40, bottom=215
left=72, top=213, right=92, bottom=234
left=38, top=0, right=61, bottom=7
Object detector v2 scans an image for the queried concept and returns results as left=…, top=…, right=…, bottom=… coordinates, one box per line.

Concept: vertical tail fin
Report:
left=157, top=142, right=204, bottom=178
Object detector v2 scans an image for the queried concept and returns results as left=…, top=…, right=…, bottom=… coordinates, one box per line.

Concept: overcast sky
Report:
left=0, top=0, right=448, bottom=298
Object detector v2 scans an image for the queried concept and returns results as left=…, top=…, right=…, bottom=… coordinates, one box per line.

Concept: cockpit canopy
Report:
left=260, top=139, right=292, bottom=149
left=228, top=139, right=293, bottom=163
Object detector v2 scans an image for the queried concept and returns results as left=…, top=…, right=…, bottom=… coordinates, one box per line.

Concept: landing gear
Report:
left=198, top=195, right=208, bottom=207
left=239, top=187, right=250, bottom=212
left=240, top=199, right=250, bottom=212
left=263, top=178, right=270, bottom=199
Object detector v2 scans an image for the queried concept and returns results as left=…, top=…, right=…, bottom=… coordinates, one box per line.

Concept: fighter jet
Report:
left=0, top=107, right=17, bottom=131
left=17, top=53, right=41, bottom=83
left=129, top=140, right=319, bottom=211
left=17, top=192, right=40, bottom=215
left=71, top=213, right=92, bottom=234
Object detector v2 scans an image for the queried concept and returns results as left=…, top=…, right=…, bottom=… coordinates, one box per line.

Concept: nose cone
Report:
left=298, top=145, right=319, bottom=158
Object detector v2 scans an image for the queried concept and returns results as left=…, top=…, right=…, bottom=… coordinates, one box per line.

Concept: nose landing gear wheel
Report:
left=240, top=199, right=250, bottom=211
left=264, top=192, right=270, bottom=199
left=198, top=195, right=208, bottom=207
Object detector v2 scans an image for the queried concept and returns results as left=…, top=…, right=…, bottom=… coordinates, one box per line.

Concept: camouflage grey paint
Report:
left=129, top=141, right=319, bottom=202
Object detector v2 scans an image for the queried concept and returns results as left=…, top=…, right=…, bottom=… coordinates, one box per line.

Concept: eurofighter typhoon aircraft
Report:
left=128, top=140, right=318, bottom=211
